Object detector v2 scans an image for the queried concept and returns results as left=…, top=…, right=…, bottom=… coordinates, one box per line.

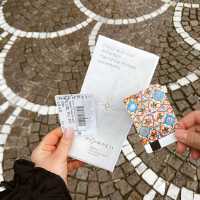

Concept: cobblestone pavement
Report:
left=0, top=0, right=200, bottom=199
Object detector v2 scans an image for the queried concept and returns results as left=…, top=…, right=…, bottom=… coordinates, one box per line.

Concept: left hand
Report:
left=31, top=128, right=83, bottom=184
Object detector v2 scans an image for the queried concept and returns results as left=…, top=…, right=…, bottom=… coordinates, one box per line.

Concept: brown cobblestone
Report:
left=180, top=162, right=197, bottom=181
left=110, top=191, right=123, bottom=200
left=100, top=181, right=115, bottom=197
left=160, top=166, right=176, bottom=182
left=97, top=170, right=112, bottom=182
left=136, top=180, right=151, bottom=196
left=165, top=154, right=183, bottom=170
left=76, top=181, right=88, bottom=194
left=115, top=179, right=132, bottom=196
left=128, top=191, right=142, bottom=200
left=88, top=182, right=100, bottom=197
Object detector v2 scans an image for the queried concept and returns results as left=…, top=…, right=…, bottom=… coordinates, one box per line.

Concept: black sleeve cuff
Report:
left=1, top=159, right=72, bottom=200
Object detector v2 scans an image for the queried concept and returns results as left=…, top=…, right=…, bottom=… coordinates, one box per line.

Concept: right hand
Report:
left=176, top=111, right=200, bottom=160
left=31, top=128, right=83, bottom=184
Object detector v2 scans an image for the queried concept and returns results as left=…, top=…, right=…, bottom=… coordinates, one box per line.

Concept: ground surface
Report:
left=0, top=0, right=200, bottom=199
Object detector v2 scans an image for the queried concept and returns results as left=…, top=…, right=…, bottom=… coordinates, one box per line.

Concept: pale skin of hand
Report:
left=31, top=128, right=83, bottom=184
left=176, top=111, right=200, bottom=160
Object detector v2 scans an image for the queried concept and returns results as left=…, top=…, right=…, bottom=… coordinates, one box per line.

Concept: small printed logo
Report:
left=127, top=100, right=138, bottom=112
left=164, top=114, right=176, bottom=127
left=152, top=90, right=165, bottom=102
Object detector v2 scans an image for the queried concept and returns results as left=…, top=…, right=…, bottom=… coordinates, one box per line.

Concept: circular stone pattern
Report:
left=81, top=0, right=164, bottom=19
left=182, top=7, right=200, bottom=43
left=3, top=0, right=87, bottom=32
left=4, top=28, right=91, bottom=106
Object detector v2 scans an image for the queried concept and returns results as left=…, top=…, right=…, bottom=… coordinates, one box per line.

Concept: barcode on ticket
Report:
left=76, top=106, right=87, bottom=127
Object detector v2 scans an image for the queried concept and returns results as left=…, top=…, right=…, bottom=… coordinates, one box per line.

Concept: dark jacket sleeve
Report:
left=0, top=159, right=72, bottom=200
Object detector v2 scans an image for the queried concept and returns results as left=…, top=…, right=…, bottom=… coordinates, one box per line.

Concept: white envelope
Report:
left=68, top=35, right=159, bottom=171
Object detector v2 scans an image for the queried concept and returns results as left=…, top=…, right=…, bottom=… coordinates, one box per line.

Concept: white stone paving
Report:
left=122, top=144, right=133, bottom=155
left=126, top=151, right=136, bottom=161
left=186, top=73, right=199, bottom=82
left=1, top=125, right=11, bottom=134
left=143, top=189, right=156, bottom=200
left=122, top=139, right=200, bottom=200
left=88, top=22, right=103, bottom=55
left=0, top=106, right=22, bottom=189
left=0, top=0, right=93, bottom=39
left=142, top=169, right=158, bottom=186
left=153, top=177, right=166, bottom=195
left=74, top=0, right=173, bottom=25
left=135, top=162, right=147, bottom=175
left=177, top=77, right=190, bottom=86
left=0, top=31, right=8, bottom=40
left=131, top=157, right=142, bottom=167
left=173, top=2, right=200, bottom=52
left=0, top=36, right=58, bottom=115
left=0, top=101, right=9, bottom=113
left=181, top=187, right=194, bottom=200
left=0, top=134, right=7, bottom=145
left=0, top=165, right=3, bottom=174
left=167, top=71, right=200, bottom=92
left=167, top=183, right=180, bottom=200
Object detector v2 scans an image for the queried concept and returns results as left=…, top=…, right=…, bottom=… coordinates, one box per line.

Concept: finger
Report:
left=67, top=158, right=84, bottom=165
left=176, top=128, right=200, bottom=150
left=176, top=141, right=187, bottom=154
left=68, top=160, right=84, bottom=167
left=179, top=111, right=200, bottom=129
left=72, top=160, right=84, bottom=167
left=190, top=148, right=200, bottom=160
left=187, top=126, right=200, bottom=159
left=194, top=125, right=200, bottom=133
left=40, top=128, right=62, bottom=147
left=55, top=128, right=74, bottom=159
left=175, top=122, right=186, bottom=129
left=68, top=160, right=83, bottom=172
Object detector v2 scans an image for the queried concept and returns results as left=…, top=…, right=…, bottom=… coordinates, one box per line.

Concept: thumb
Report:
left=55, top=128, right=74, bottom=160
left=176, top=129, right=200, bottom=150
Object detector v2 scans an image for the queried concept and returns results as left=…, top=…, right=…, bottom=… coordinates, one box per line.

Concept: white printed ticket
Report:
left=55, top=94, right=97, bottom=136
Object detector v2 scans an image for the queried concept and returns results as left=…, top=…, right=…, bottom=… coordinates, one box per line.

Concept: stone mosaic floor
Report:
left=0, top=0, right=200, bottom=199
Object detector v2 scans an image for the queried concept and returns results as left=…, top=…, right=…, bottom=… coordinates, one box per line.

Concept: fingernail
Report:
left=64, top=128, right=74, bottom=138
left=176, top=130, right=187, bottom=142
